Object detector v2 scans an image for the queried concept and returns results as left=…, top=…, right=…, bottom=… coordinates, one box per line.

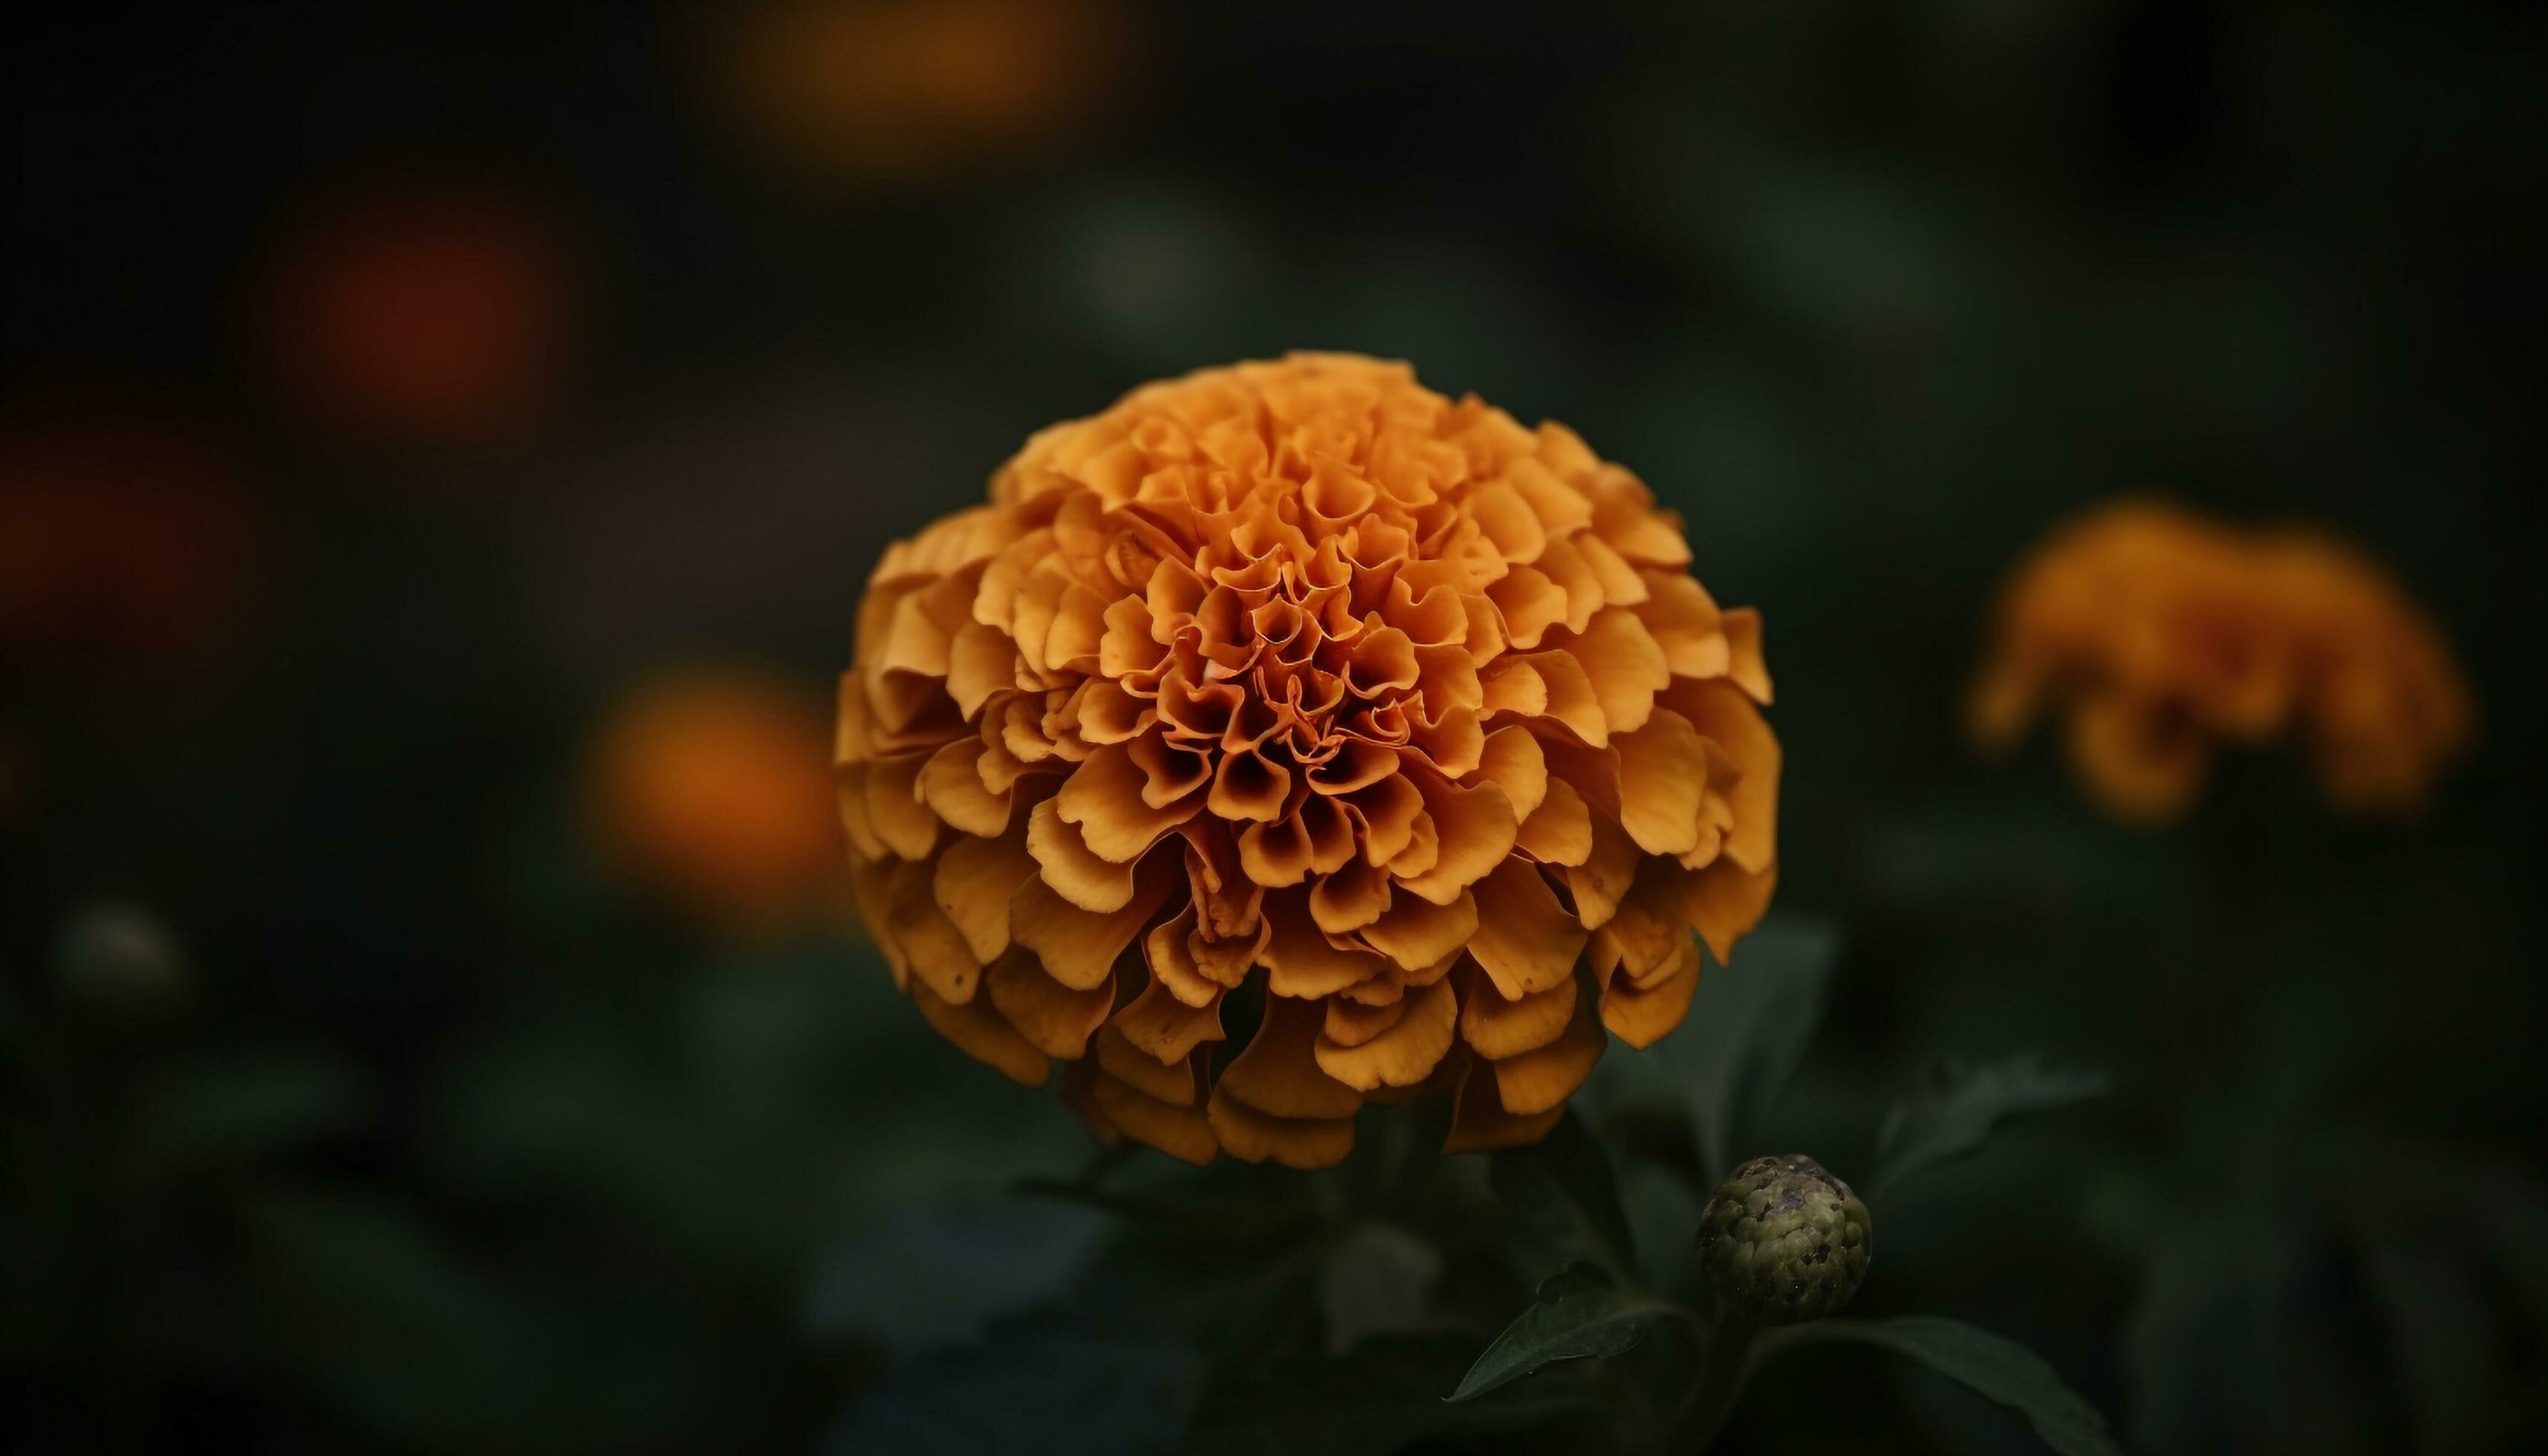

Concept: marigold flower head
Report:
left=839, top=354, right=1779, bottom=1168
left=1971, top=498, right=2471, bottom=821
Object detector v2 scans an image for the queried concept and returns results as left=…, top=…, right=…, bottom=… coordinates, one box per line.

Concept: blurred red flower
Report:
left=265, top=188, right=573, bottom=444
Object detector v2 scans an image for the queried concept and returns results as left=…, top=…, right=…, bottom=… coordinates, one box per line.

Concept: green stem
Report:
left=1678, top=1310, right=1758, bottom=1452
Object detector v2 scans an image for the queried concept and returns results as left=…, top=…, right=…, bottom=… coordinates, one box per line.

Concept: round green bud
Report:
left=1695, top=1154, right=1871, bottom=1325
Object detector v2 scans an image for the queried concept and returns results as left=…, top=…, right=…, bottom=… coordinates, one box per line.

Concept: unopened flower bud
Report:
left=1696, top=1154, right=1871, bottom=1325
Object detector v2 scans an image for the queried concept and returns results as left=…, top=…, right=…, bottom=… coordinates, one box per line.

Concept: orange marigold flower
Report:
left=1971, top=498, right=2472, bottom=822
left=838, top=354, right=1780, bottom=1168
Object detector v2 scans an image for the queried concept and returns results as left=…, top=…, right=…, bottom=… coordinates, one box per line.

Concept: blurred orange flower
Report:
left=714, top=0, right=1134, bottom=183
left=1971, top=499, right=2472, bottom=821
left=589, top=670, right=845, bottom=930
left=266, top=188, right=571, bottom=443
left=838, top=354, right=1780, bottom=1168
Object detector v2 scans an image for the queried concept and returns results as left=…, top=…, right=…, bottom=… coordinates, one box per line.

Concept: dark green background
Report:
left=4, top=2, right=2542, bottom=1452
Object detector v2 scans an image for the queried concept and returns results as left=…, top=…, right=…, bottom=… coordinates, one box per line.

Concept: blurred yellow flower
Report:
left=838, top=354, right=1780, bottom=1168
left=1971, top=499, right=2471, bottom=821
left=714, top=0, right=1134, bottom=183
left=589, top=670, right=845, bottom=929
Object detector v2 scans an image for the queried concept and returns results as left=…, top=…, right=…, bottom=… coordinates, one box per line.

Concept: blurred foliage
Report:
left=4, top=0, right=2544, bottom=1452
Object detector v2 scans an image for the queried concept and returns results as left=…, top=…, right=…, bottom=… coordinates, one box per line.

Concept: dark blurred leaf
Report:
left=1446, top=1263, right=1689, bottom=1403
left=2465, top=1166, right=2548, bottom=1316
left=2353, top=1212, right=2501, bottom=1452
left=1490, top=1109, right=1634, bottom=1277
left=1872, top=1054, right=2107, bottom=1197
left=2338, top=1147, right=2548, bottom=1452
left=825, top=1312, right=1206, bottom=1456
left=1063, top=1208, right=1328, bottom=1370
left=240, top=1191, right=550, bottom=1446
left=808, top=1197, right=1107, bottom=1356
left=1014, top=1174, right=1310, bottom=1241
left=1316, top=1221, right=1443, bottom=1354
left=2125, top=1125, right=2378, bottom=1455
left=1191, top=1333, right=1608, bottom=1456
left=1656, top=917, right=1842, bottom=1180
left=1617, top=1162, right=1703, bottom=1298
left=131, top=1050, right=364, bottom=1170
left=1773, top=1316, right=2124, bottom=1456
left=0, top=982, right=25, bottom=1080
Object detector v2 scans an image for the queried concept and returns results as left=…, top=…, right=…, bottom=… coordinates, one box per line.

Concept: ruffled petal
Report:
left=1467, top=859, right=1587, bottom=1000
left=1488, top=980, right=1608, bottom=1116
left=932, top=826, right=1039, bottom=963
left=1443, top=1053, right=1564, bottom=1154
left=1261, top=895, right=1386, bottom=999
left=1514, top=776, right=1593, bottom=866
left=1393, top=776, right=1516, bottom=905
left=1093, top=1073, right=1218, bottom=1165
left=1010, top=853, right=1174, bottom=990
left=1214, top=991, right=1364, bottom=1121
left=1356, top=888, right=1478, bottom=974
left=1315, top=976, right=1457, bottom=1091
left=1600, top=937, right=1700, bottom=1048
left=1112, top=976, right=1225, bottom=1062
left=984, top=952, right=1114, bottom=1059
left=912, top=982, right=1048, bottom=1088
left=1460, top=968, right=1578, bottom=1059
left=1613, top=708, right=1708, bottom=857
left=1206, top=1091, right=1355, bottom=1169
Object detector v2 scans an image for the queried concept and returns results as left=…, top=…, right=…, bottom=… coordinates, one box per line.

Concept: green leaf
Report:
left=236, top=1192, right=555, bottom=1443
left=1490, top=1110, right=1635, bottom=1275
left=1772, top=1316, right=2124, bottom=1456
left=1656, top=917, right=1842, bottom=1180
left=1872, top=1054, right=2107, bottom=1196
left=1445, top=1264, right=1691, bottom=1403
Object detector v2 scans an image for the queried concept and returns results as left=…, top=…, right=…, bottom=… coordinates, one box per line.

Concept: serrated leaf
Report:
left=1775, top=1316, right=2123, bottom=1456
left=1656, top=917, right=1842, bottom=1180
left=1490, top=1110, right=1635, bottom=1276
left=1445, top=1264, right=1690, bottom=1403
left=1872, top=1053, right=2107, bottom=1196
